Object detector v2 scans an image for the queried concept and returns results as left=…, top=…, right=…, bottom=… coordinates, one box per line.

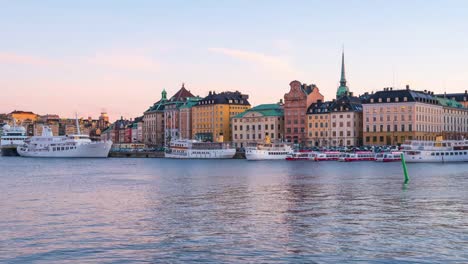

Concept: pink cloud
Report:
left=86, top=52, right=159, bottom=72
left=0, top=52, right=60, bottom=66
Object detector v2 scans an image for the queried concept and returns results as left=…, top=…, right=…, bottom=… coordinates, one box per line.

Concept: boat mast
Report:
left=75, top=113, right=81, bottom=135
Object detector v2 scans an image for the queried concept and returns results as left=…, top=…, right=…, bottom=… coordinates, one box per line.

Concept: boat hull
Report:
left=165, top=149, right=236, bottom=159
left=245, top=152, right=289, bottom=160
left=0, top=145, right=20, bottom=156
left=17, top=141, right=112, bottom=158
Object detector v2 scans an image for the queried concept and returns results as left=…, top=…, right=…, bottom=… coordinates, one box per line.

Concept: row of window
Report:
left=233, top=133, right=278, bottom=140
left=308, top=131, right=355, bottom=137
left=431, top=151, right=467, bottom=156
left=52, top=146, right=76, bottom=151
left=233, top=124, right=280, bottom=131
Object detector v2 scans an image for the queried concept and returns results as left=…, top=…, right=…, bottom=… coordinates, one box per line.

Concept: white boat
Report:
left=401, top=139, right=468, bottom=163
left=245, top=136, right=293, bottom=161
left=17, top=126, right=112, bottom=158
left=286, top=151, right=319, bottom=161
left=165, top=139, right=236, bottom=159
left=374, top=152, right=402, bottom=162
left=1, top=124, right=28, bottom=156
left=339, top=151, right=375, bottom=162
left=315, top=151, right=343, bottom=161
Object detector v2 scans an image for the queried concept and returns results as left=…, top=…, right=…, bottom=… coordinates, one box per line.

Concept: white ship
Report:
left=165, top=139, right=236, bottom=159
left=401, top=138, right=468, bottom=163
left=1, top=124, right=28, bottom=156
left=245, top=136, right=293, bottom=161
left=17, top=126, right=112, bottom=158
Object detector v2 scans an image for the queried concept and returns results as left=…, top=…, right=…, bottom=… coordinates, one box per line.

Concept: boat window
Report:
left=450, top=152, right=454, bottom=155
left=435, top=152, right=439, bottom=156
left=431, top=152, right=435, bottom=156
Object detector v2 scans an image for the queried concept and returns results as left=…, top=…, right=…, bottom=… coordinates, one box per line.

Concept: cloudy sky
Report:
left=1, top=0, right=467, bottom=120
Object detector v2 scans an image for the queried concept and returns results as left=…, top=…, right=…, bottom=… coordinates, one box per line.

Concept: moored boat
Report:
left=17, top=126, right=112, bottom=158
left=339, top=151, right=375, bottom=162
left=314, top=151, right=343, bottom=161
left=245, top=136, right=293, bottom=161
left=1, top=124, right=28, bottom=156
left=285, top=151, right=318, bottom=161
left=374, top=152, right=402, bottom=162
left=165, top=139, right=236, bottom=159
left=401, top=138, right=468, bottom=163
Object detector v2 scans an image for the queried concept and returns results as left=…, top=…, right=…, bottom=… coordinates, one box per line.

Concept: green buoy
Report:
left=401, top=153, right=409, bottom=184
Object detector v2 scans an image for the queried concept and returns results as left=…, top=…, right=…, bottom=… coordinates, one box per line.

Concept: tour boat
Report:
left=401, top=139, right=468, bottom=163
left=374, top=152, right=402, bottom=162
left=245, top=136, right=293, bottom=161
left=285, top=151, right=319, bottom=161
left=339, top=151, right=375, bottom=162
left=17, top=126, right=112, bottom=158
left=314, top=151, right=343, bottom=161
left=1, top=124, right=28, bottom=156
left=165, top=139, right=236, bottom=159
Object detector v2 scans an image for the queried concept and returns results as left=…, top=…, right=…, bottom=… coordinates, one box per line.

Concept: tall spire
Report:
left=336, top=49, right=350, bottom=98
left=340, top=50, right=346, bottom=87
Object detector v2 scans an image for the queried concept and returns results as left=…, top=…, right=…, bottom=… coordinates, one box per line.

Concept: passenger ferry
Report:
left=374, top=152, right=402, bottom=162
left=285, top=151, right=319, bottom=161
left=165, top=139, right=236, bottom=159
left=17, top=126, right=112, bottom=158
left=1, top=124, right=28, bottom=156
left=245, top=136, right=293, bottom=161
left=314, top=151, right=343, bottom=161
left=339, top=151, right=375, bottom=162
left=401, top=138, right=468, bottom=163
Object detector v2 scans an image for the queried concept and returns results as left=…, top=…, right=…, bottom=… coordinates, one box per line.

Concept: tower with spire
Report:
left=336, top=51, right=350, bottom=98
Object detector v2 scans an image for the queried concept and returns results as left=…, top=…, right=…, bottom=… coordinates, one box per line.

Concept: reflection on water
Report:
left=0, top=157, right=467, bottom=263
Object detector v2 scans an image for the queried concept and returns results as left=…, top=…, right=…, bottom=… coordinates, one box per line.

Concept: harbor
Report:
left=1, top=156, right=467, bottom=263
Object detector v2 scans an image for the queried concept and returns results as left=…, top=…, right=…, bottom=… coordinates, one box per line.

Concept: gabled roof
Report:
left=434, top=96, right=463, bottom=108
left=234, top=103, right=283, bottom=118
left=168, top=85, right=195, bottom=102
left=301, top=83, right=318, bottom=95
left=307, top=96, right=363, bottom=114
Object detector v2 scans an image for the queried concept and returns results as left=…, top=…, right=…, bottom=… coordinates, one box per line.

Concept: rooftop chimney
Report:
left=406, top=85, right=410, bottom=90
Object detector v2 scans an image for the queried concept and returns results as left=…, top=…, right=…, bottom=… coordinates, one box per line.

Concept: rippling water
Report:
left=0, top=157, right=467, bottom=263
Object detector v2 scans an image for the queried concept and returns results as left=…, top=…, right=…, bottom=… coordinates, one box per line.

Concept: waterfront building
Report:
left=163, top=84, right=196, bottom=144
left=362, top=86, right=443, bottom=145
left=179, top=97, right=202, bottom=140
left=231, top=103, right=284, bottom=148
left=284, top=80, right=324, bottom=145
left=192, top=91, right=250, bottom=142
left=306, top=100, right=332, bottom=147
left=131, top=116, right=144, bottom=143
left=98, top=112, right=110, bottom=131
left=143, top=90, right=167, bottom=148
left=8, top=111, right=38, bottom=124
left=435, top=96, right=468, bottom=140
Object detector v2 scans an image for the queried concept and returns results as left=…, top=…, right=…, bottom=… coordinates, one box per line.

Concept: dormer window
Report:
left=378, top=98, right=382, bottom=102
left=403, top=97, right=408, bottom=102
left=395, top=97, right=399, bottom=102
left=370, top=98, right=374, bottom=103
left=387, top=98, right=390, bottom=102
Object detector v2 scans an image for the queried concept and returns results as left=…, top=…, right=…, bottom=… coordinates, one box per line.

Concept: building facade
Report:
left=192, top=91, right=250, bottom=142
left=179, top=97, right=202, bottom=139
left=143, top=90, right=166, bottom=148
left=163, top=84, right=196, bottom=144
left=231, top=103, right=284, bottom=148
left=362, top=87, right=444, bottom=146
left=283, top=80, right=324, bottom=145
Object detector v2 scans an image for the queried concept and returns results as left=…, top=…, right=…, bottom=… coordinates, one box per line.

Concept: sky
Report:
left=1, top=0, right=468, bottom=121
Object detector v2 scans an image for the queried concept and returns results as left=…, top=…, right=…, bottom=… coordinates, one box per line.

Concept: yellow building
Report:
left=8, top=111, right=38, bottom=124
left=192, top=91, right=250, bottom=142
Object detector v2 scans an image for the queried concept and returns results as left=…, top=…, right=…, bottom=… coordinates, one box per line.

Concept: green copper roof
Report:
left=435, top=96, right=464, bottom=108
left=179, top=97, right=202, bottom=109
left=233, top=103, right=283, bottom=118
left=337, top=51, right=350, bottom=98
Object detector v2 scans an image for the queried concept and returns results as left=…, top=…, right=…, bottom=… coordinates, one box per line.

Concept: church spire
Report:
left=336, top=49, right=350, bottom=98
left=340, top=50, right=346, bottom=87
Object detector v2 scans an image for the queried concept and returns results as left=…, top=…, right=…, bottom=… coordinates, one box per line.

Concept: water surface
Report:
left=1, top=157, right=467, bottom=263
